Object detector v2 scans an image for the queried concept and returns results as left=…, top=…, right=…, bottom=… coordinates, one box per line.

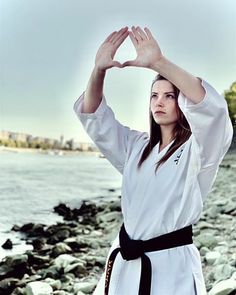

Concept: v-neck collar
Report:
left=155, top=139, right=175, bottom=155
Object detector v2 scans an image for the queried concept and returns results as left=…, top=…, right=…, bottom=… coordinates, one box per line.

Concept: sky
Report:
left=0, top=0, right=236, bottom=143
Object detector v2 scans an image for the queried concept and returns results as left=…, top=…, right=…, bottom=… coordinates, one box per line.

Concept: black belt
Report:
left=104, top=223, right=193, bottom=295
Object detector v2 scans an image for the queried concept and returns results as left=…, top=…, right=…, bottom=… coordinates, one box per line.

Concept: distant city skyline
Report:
left=0, top=129, right=96, bottom=151
left=1, top=0, right=236, bottom=143
left=0, top=129, right=92, bottom=143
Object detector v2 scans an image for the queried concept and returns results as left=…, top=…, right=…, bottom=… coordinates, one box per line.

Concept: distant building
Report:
left=0, top=130, right=96, bottom=151
left=78, top=142, right=98, bottom=151
left=0, top=130, right=10, bottom=140
left=12, top=132, right=29, bottom=142
left=60, top=135, right=64, bottom=148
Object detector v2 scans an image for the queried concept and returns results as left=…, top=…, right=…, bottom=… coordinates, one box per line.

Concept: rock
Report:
left=208, top=279, right=236, bottom=295
left=54, top=202, right=99, bottom=224
left=11, top=225, right=21, bottom=231
left=20, top=223, right=45, bottom=237
left=213, top=246, right=229, bottom=254
left=231, top=272, right=236, bottom=280
left=11, top=287, right=25, bottom=295
left=222, top=201, right=236, bottom=215
left=25, top=281, right=53, bottom=295
left=53, top=291, right=67, bottom=295
left=44, top=278, right=62, bottom=290
left=213, top=264, right=234, bottom=281
left=198, top=221, right=215, bottom=230
left=2, top=239, right=13, bottom=249
left=205, top=206, right=221, bottom=219
left=17, top=274, right=42, bottom=287
left=39, top=265, right=59, bottom=279
left=97, top=211, right=121, bottom=224
left=219, top=164, right=231, bottom=169
left=74, top=281, right=96, bottom=294
left=4, top=254, right=28, bottom=267
left=196, top=233, right=219, bottom=249
left=200, top=246, right=210, bottom=256
left=51, top=242, right=72, bottom=257
left=213, top=255, right=229, bottom=266
left=64, top=262, right=87, bottom=277
left=0, top=277, right=19, bottom=294
left=27, top=253, right=50, bottom=268
left=65, top=240, right=82, bottom=252
left=32, top=238, right=46, bottom=250
left=205, top=251, right=221, bottom=265
left=54, top=254, right=80, bottom=270
left=47, top=229, right=71, bottom=244
left=54, top=203, right=72, bottom=217
left=0, top=254, right=29, bottom=280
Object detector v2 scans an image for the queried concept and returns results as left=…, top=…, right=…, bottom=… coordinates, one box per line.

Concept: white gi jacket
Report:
left=73, top=78, right=233, bottom=295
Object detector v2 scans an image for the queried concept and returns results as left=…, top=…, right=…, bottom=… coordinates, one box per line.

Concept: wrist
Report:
left=150, top=55, right=168, bottom=72
left=93, top=65, right=106, bottom=76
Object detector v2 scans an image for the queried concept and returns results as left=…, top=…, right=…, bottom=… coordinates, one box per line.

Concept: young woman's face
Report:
left=150, top=80, right=180, bottom=127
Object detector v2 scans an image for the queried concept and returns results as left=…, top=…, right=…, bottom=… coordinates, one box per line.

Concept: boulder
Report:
left=25, top=281, right=53, bottom=295
left=208, top=279, right=236, bottom=295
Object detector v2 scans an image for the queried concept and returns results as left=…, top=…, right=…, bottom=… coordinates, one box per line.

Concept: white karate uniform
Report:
left=73, top=78, right=233, bottom=295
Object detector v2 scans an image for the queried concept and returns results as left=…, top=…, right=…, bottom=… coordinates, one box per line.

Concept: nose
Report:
left=154, top=95, right=165, bottom=106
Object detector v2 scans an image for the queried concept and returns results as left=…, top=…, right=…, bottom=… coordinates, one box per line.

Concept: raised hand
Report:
left=122, top=26, right=163, bottom=69
left=95, top=27, right=129, bottom=71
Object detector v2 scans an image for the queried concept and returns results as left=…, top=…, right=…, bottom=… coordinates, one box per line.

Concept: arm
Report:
left=123, top=26, right=205, bottom=103
left=82, top=27, right=129, bottom=113
left=123, top=26, right=233, bottom=169
left=74, top=27, right=145, bottom=174
left=151, top=57, right=206, bottom=103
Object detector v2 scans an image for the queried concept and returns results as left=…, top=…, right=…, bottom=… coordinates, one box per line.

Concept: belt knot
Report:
left=119, top=224, right=145, bottom=260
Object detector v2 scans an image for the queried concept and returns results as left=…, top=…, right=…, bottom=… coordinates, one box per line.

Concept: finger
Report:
left=128, top=31, right=138, bottom=47
left=122, top=60, right=136, bottom=67
left=113, top=30, right=129, bottom=47
left=136, top=26, right=147, bottom=40
left=105, top=31, right=117, bottom=43
left=144, top=27, right=154, bottom=40
left=112, top=61, right=123, bottom=68
left=112, top=27, right=128, bottom=44
left=131, top=26, right=142, bottom=43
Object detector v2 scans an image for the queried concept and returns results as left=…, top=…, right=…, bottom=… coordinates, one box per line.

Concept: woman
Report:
left=73, top=26, right=233, bottom=295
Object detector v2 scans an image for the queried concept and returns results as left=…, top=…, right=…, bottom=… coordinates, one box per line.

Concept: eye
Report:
left=166, top=94, right=175, bottom=99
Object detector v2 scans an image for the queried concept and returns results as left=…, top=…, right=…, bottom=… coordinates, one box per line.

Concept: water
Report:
left=0, top=150, right=122, bottom=260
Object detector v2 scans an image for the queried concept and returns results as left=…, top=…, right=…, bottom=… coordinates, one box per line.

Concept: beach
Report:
left=0, top=150, right=235, bottom=294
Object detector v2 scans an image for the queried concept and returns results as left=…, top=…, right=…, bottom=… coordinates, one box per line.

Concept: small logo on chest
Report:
left=174, top=148, right=184, bottom=165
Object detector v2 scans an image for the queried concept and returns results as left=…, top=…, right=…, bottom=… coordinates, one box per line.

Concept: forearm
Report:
left=82, top=67, right=106, bottom=113
left=151, top=56, right=206, bottom=104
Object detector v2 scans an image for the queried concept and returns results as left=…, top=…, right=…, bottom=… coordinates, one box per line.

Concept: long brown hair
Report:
left=137, top=74, right=192, bottom=173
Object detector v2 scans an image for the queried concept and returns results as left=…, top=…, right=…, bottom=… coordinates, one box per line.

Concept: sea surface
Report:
left=0, top=150, right=122, bottom=260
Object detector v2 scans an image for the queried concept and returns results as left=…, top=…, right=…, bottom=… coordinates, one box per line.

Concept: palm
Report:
left=95, top=27, right=129, bottom=71
left=96, top=43, right=117, bottom=70
left=123, top=27, right=163, bottom=69
left=134, top=43, right=159, bottom=67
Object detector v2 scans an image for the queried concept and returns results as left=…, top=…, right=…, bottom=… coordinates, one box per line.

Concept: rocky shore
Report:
left=0, top=155, right=236, bottom=295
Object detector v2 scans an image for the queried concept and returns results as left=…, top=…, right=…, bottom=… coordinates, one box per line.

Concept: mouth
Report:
left=154, top=111, right=166, bottom=115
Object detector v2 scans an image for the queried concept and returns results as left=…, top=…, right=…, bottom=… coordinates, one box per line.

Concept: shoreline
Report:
left=1, top=145, right=236, bottom=156
left=0, top=146, right=100, bottom=156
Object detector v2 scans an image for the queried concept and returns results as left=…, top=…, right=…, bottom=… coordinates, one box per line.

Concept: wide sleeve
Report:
left=178, top=78, right=233, bottom=170
left=73, top=92, right=145, bottom=174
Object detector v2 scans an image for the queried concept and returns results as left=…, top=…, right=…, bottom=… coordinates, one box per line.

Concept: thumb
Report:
left=111, top=61, right=123, bottom=68
left=122, top=60, right=136, bottom=67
